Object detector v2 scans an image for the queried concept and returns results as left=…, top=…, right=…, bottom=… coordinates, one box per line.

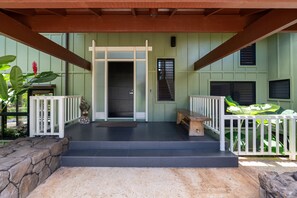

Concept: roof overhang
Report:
left=1, top=0, right=297, bottom=70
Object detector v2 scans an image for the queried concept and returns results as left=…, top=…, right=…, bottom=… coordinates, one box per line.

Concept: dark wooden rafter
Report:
left=204, top=9, right=222, bottom=16
left=149, top=8, right=158, bottom=17
left=240, top=9, right=267, bottom=17
left=3, top=8, right=36, bottom=16
left=169, top=8, right=177, bottom=17
left=0, top=11, right=91, bottom=70
left=89, top=8, right=102, bottom=16
left=131, top=8, right=136, bottom=16
left=194, top=9, right=297, bottom=70
left=40, top=9, right=67, bottom=16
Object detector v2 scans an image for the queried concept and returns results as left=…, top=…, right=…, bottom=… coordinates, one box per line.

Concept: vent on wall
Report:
left=240, top=43, right=256, bottom=65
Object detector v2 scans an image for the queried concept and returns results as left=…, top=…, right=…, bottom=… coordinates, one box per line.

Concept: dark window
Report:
left=269, top=79, right=290, bottom=99
left=157, top=58, right=175, bottom=101
left=240, top=43, right=256, bottom=65
left=211, top=81, right=256, bottom=105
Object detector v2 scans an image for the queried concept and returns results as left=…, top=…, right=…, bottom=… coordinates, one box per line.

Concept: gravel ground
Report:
left=27, top=157, right=297, bottom=198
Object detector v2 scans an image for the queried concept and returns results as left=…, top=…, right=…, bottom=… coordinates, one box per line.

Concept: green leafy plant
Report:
left=224, top=96, right=296, bottom=154
left=0, top=55, right=59, bottom=111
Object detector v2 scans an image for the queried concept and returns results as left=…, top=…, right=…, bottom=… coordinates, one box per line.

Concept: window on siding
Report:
left=240, top=43, right=256, bottom=65
left=269, top=79, right=290, bottom=99
left=210, top=81, right=256, bottom=105
left=157, top=58, right=175, bottom=101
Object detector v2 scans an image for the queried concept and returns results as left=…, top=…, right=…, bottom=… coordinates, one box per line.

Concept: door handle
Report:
left=129, top=89, right=134, bottom=95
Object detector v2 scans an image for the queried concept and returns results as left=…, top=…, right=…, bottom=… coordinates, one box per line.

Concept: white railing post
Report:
left=219, top=97, right=225, bottom=151
left=58, top=97, right=65, bottom=138
left=29, top=97, right=36, bottom=137
left=190, top=96, right=193, bottom=112
left=289, top=118, right=296, bottom=160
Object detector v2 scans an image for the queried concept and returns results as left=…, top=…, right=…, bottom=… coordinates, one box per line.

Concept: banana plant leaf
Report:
left=225, top=131, right=246, bottom=151
left=261, top=134, right=285, bottom=155
left=0, top=55, right=16, bottom=65
left=225, top=96, right=281, bottom=115
left=29, top=71, right=59, bottom=83
left=10, top=66, right=24, bottom=93
left=0, top=74, right=8, bottom=100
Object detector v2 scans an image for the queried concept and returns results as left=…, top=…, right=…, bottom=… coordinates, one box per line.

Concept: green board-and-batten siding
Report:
left=1, top=32, right=296, bottom=121
left=267, top=33, right=297, bottom=110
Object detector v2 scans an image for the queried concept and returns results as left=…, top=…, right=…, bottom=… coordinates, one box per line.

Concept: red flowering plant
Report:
left=0, top=55, right=59, bottom=111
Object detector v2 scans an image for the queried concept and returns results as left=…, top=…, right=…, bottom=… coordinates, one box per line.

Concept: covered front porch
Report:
left=62, top=122, right=238, bottom=167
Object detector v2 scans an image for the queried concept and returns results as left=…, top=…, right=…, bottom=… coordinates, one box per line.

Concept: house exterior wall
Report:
left=267, top=33, right=297, bottom=111
left=3, top=32, right=293, bottom=121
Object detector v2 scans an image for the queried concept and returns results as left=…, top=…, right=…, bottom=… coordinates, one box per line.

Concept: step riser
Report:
left=61, top=156, right=238, bottom=168
left=69, top=141, right=220, bottom=151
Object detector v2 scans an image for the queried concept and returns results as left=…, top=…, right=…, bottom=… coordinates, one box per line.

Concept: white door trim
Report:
left=89, top=40, right=152, bottom=121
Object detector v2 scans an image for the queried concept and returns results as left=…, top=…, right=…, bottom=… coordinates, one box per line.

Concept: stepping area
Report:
left=62, top=122, right=238, bottom=167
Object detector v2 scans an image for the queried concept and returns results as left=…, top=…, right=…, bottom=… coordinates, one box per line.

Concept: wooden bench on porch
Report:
left=177, top=109, right=211, bottom=136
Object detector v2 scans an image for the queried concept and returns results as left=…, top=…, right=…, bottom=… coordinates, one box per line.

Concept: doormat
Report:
left=96, top=122, right=137, bottom=128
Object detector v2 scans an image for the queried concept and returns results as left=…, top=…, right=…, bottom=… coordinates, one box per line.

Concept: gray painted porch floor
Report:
left=64, top=122, right=217, bottom=141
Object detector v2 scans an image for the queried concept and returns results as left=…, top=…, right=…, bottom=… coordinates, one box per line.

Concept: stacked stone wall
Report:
left=0, top=137, right=69, bottom=198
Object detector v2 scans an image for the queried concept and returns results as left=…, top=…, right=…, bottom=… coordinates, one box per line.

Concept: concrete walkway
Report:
left=27, top=157, right=297, bottom=198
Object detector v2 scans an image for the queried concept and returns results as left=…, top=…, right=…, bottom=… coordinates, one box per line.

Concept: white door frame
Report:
left=89, top=40, right=152, bottom=121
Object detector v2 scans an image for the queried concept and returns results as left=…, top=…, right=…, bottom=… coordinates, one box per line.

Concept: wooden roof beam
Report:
left=204, top=9, right=222, bottom=16
left=89, top=8, right=102, bottom=16
left=1, top=0, right=297, bottom=9
left=0, top=12, right=91, bottom=70
left=24, top=15, right=247, bottom=32
left=194, top=9, right=297, bottom=70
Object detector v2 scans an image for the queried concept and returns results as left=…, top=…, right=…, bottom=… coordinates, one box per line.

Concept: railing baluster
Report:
left=29, top=98, right=36, bottom=137
left=283, top=118, right=288, bottom=153
left=289, top=118, right=296, bottom=160
left=260, top=118, right=264, bottom=154
left=275, top=117, right=280, bottom=155
left=252, top=117, right=256, bottom=154
left=36, top=99, right=40, bottom=135
left=245, top=117, right=249, bottom=154
left=238, top=118, right=241, bottom=155
left=50, top=99, right=54, bottom=134
left=44, top=99, right=48, bottom=134
left=230, top=118, right=233, bottom=152
left=268, top=118, right=272, bottom=154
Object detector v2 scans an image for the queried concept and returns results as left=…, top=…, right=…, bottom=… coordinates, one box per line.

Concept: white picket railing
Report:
left=190, top=95, right=226, bottom=151
left=29, top=96, right=81, bottom=138
left=224, top=114, right=297, bottom=160
left=190, top=95, right=297, bottom=160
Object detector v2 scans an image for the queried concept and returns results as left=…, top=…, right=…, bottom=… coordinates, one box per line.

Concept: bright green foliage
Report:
left=0, top=74, right=8, bottom=100
left=29, top=71, right=59, bottom=83
left=0, top=55, right=59, bottom=110
left=10, top=66, right=23, bottom=93
left=225, top=96, right=281, bottom=115
left=225, top=95, right=239, bottom=107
